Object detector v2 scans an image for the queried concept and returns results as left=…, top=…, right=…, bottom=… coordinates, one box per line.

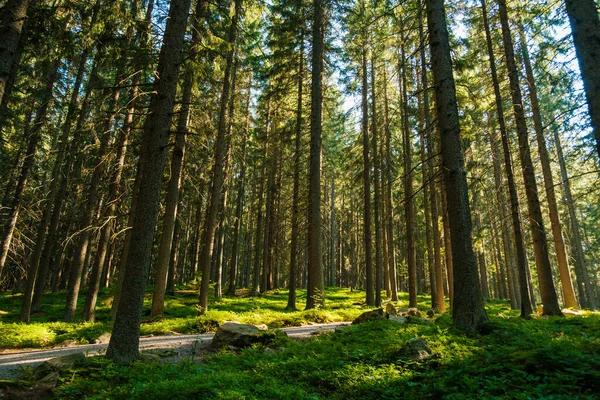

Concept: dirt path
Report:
left=0, top=322, right=348, bottom=380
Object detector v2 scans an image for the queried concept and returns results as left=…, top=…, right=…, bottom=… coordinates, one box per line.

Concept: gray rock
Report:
left=352, top=308, right=386, bottom=325
left=385, top=303, right=398, bottom=316
left=92, top=332, right=111, bottom=344
left=43, top=352, right=86, bottom=371
left=54, top=339, right=77, bottom=348
left=398, top=338, right=432, bottom=361
left=211, top=322, right=285, bottom=350
left=36, top=371, right=59, bottom=387
left=388, top=315, right=406, bottom=324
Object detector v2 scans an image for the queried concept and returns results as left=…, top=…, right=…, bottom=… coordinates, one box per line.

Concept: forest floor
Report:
left=1, top=287, right=599, bottom=399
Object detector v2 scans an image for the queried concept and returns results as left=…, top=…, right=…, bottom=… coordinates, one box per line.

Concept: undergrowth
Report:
left=51, top=311, right=600, bottom=399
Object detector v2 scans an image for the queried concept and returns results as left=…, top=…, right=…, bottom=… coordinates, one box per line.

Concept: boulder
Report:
left=54, top=339, right=77, bottom=348
left=406, top=308, right=422, bottom=318
left=398, top=338, right=432, bottom=362
left=92, top=332, right=111, bottom=344
left=388, top=315, right=406, bottom=324
left=36, top=371, right=59, bottom=388
left=385, top=303, right=398, bottom=316
left=211, top=322, right=285, bottom=350
left=43, top=352, right=86, bottom=371
left=352, top=308, right=386, bottom=325
left=426, top=309, right=435, bottom=318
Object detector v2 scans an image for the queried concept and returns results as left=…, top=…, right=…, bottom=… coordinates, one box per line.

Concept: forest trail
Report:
left=0, top=322, right=348, bottom=380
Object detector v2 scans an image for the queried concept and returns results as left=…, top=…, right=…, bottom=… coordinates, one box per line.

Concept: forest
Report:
left=0, top=0, right=600, bottom=398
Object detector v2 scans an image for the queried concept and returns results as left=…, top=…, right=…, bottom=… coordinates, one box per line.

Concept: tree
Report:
left=306, top=0, right=325, bottom=309
left=0, top=0, right=30, bottom=109
left=106, top=0, right=191, bottom=364
left=497, top=0, right=562, bottom=317
left=564, top=0, right=600, bottom=161
left=198, top=0, right=242, bottom=314
left=479, top=0, right=532, bottom=317
left=426, top=0, right=488, bottom=334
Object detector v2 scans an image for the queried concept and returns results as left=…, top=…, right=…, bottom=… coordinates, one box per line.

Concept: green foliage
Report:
left=50, top=304, right=600, bottom=399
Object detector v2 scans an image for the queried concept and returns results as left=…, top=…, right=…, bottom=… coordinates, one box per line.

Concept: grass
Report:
left=48, top=303, right=600, bottom=399
left=3, top=287, right=599, bottom=398
left=0, top=286, right=428, bottom=348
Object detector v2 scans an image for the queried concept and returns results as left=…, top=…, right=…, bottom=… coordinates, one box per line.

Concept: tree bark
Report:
left=150, top=0, right=206, bottom=317
left=198, top=0, right=241, bottom=313
left=105, top=0, right=191, bottom=364
left=227, top=80, right=251, bottom=296
left=553, top=127, right=596, bottom=309
left=564, top=0, right=600, bottom=161
left=399, top=22, right=417, bottom=308
left=382, top=65, right=398, bottom=302
left=305, top=0, right=325, bottom=310
left=518, top=26, right=578, bottom=309
left=361, top=43, right=374, bottom=307
left=287, top=34, right=304, bottom=310
left=497, top=0, right=562, bottom=317
left=371, top=57, right=383, bottom=307
left=0, top=0, right=30, bottom=107
left=480, top=0, right=532, bottom=316
left=426, top=0, right=488, bottom=334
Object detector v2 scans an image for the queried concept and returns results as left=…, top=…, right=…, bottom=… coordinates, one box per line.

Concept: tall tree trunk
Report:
left=382, top=66, right=398, bottom=302
left=287, top=34, right=304, bottom=310
left=553, top=127, right=596, bottom=309
left=487, top=118, right=519, bottom=309
left=198, top=0, right=241, bottom=313
left=371, top=57, right=383, bottom=307
left=399, top=22, right=417, bottom=308
left=306, top=0, right=325, bottom=310
left=109, top=0, right=155, bottom=321
left=472, top=189, right=490, bottom=300
left=426, top=0, right=488, bottom=334
left=105, top=0, right=191, bottom=364
left=252, top=103, right=269, bottom=295
left=0, top=59, right=59, bottom=274
left=440, top=187, right=453, bottom=305
left=0, top=0, right=30, bottom=108
left=361, top=43, right=374, bottom=307
left=81, top=66, right=126, bottom=322
left=150, top=0, right=206, bottom=317
left=330, top=180, right=336, bottom=287
left=518, top=27, right=578, bottom=309
left=480, top=0, right=532, bottom=316
left=564, top=0, right=600, bottom=161
left=227, top=80, right=251, bottom=296
left=419, top=5, right=445, bottom=310
left=497, top=0, right=562, bottom=317
left=418, top=50, right=436, bottom=308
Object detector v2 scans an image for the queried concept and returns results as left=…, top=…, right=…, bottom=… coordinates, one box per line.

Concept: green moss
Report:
left=52, top=312, right=600, bottom=399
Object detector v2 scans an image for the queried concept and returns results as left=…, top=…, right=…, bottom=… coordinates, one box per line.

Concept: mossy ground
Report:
left=2, top=288, right=599, bottom=399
